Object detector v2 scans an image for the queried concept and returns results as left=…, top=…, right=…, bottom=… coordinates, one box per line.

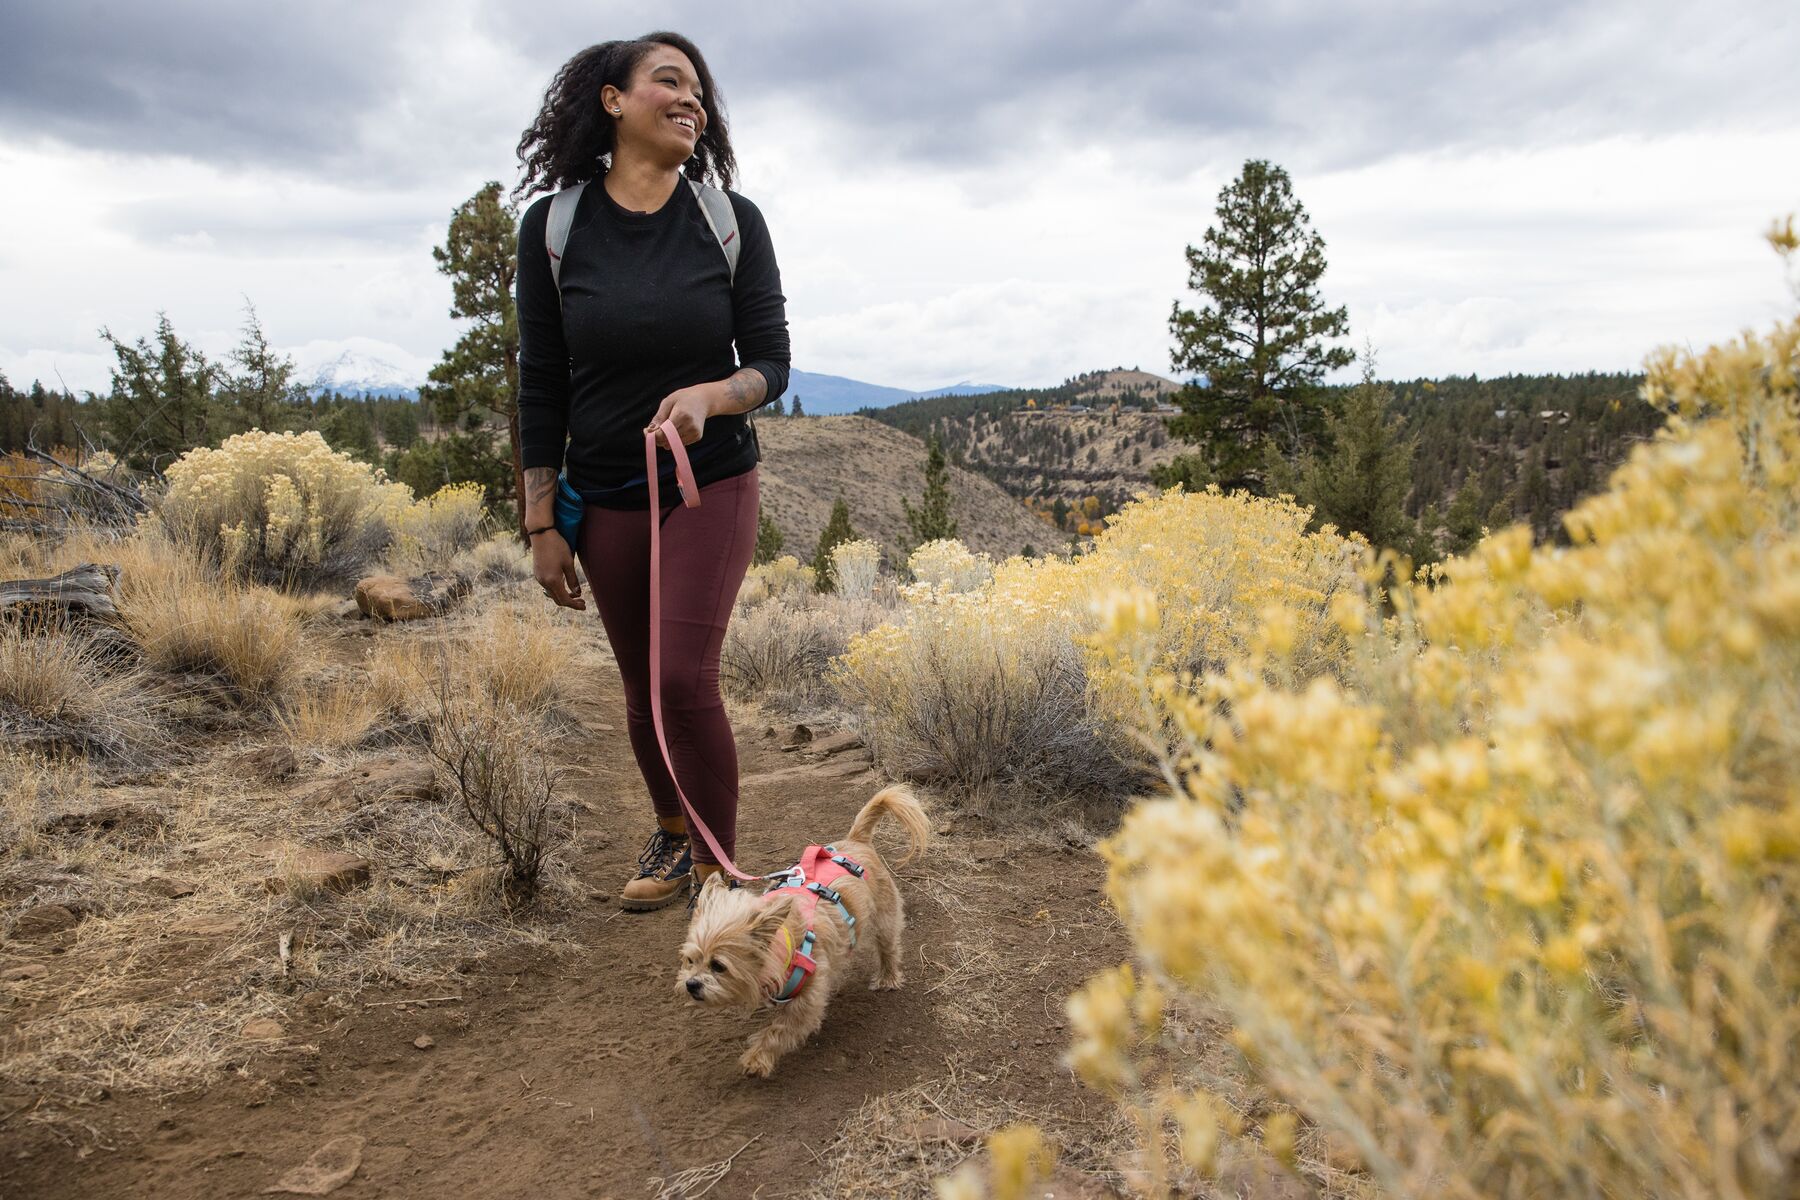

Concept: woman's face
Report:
left=607, top=48, right=706, bottom=164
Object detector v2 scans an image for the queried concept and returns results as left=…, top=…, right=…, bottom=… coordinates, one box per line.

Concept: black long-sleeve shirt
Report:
left=515, top=176, right=790, bottom=509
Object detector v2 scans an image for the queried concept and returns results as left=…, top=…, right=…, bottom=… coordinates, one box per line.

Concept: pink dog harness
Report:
left=764, top=844, right=865, bottom=1005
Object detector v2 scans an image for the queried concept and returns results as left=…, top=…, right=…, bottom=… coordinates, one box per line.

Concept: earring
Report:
left=612, top=108, right=621, bottom=115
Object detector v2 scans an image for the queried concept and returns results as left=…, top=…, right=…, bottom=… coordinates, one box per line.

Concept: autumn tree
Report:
left=406, top=182, right=520, bottom=516
left=1158, top=159, right=1353, bottom=493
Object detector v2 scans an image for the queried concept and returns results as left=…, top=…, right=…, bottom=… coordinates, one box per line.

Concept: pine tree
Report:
left=1160, top=159, right=1353, bottom=493
left=217, top=302, right=303, bottom=434
left=812, top=498, right=857, bottom=592
left=100, top=313, right=216, bottom=470
left=900, top=430, right=959, bottom=551
left=753, top=510, right=784, bottom=565
left=1444, top=481, right=1484, bottom=555
left=768, top=397, right=785, bottom=416
left=1278, top=364, right=1416, bottom=553
left=791, top=396, right=806, bottom=418
left=413, top=182, right=521, bottom=518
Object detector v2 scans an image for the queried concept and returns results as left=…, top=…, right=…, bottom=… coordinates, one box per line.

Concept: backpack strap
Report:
left=687, top=179, right=740, bottom=284
left=543, top=180, right=589, bottom=299
left=536, top=177, right=738, bottom=308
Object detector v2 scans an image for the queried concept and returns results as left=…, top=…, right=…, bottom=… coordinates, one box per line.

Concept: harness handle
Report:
left=645, top=421, right=764, bottom=883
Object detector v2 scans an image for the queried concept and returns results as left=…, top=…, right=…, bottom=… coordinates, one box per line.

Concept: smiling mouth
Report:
left=670, top=115, right=697, bottom=134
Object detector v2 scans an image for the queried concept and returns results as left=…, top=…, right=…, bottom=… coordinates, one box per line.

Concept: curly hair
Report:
left=514, top=31, right=736, bottom=202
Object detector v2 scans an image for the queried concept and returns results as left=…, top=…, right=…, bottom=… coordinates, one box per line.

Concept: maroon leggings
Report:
left=576, top=466, right=759, bottom=866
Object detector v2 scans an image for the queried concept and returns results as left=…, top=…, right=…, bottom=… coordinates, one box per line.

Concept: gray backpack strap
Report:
left=544, top=180, right=589, bottom=302
left=537, top=178, right=735, bottom=305
left=688, top=179, right=740, bottom=284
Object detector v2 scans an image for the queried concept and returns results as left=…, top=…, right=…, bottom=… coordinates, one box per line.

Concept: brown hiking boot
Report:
left=619, top=827, right=693, bottom=911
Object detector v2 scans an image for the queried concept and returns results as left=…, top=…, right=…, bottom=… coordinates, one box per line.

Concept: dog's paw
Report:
left=872, top=972, right=904, bottom=991
left=739, top=1047, right=778, bottom=1078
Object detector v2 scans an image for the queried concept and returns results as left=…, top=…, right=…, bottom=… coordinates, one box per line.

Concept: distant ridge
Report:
left=783, top=370, right=1012, bottom=414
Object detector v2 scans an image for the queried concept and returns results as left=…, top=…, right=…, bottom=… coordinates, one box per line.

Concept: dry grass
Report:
left=802, top=1058, right=1132, bottom=1200
left=450, top=533, right=533, bottom=584
left=0, top=528, right=587, bottom=1116
left=34, top=526, right=312, bottom=710
left=367, top=600, right=572, bottom=720
left=0, top=622, right=166, bottom=763
left=721, top=593, right=891, bottom=714
left=275, top=676, right=387, bottom=764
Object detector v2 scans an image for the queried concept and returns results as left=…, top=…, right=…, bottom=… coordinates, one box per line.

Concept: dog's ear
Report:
left=748, top=894, right=794, bottom=942
left=701, top=872, right=728, bottom=895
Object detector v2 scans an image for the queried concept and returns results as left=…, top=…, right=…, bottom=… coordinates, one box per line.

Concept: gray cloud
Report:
left=495, top=0, right=1800, bottom=172
left=7, top=0, right=1794, bottom=190
left=0, top=1, right=420, bottom=173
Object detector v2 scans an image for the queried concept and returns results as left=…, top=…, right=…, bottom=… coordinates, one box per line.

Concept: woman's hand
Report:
left=530, top=529, right=586, bottom=610
left=644, top=384, right=717, bottom=449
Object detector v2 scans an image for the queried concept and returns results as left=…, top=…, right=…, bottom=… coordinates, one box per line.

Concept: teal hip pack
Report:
left=554, top=473, right=584, bottom=548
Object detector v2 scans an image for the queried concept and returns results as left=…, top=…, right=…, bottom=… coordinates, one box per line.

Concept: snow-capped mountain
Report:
left=286, top=337, right=430, bottom=399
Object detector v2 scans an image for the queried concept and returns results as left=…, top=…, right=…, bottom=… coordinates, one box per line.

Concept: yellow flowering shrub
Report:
left=388, top=481, right=487, bottom=573
left=907, top=537, right=994, bottom=593
left=832, top=489, right=1357, bottom=806
left=1080, top=287, right=1800, bottom=1195
left=155, top=430, right=411, bottom=588
left=829, top=537, right=882, bottom=601
left=738, top=553, right=816, bottom=607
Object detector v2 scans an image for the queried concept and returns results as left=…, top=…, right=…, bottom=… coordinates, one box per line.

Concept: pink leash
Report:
left=644, top=421, right=762, bottom=882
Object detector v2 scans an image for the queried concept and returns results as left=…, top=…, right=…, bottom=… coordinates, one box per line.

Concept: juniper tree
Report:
left=99, top=313, right=216, bottom=470
left=753, top=510, right=785, bottom=565
left=812, top=498, right=857, bottom=593
left=901, top=430, right=959, bottom=551
left=1272, top=363, right=1417, bottom=555
left=1158, top=159, right=1353, bottom=494
left=217, top=303, right=304, bottom=435
left=411, top=182, right=520, bottom=514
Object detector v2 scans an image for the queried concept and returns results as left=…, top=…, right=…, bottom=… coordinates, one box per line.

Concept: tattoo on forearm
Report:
left=723, top=368, right=767, bottom=412
left=524, top=467, right=557, bottom=505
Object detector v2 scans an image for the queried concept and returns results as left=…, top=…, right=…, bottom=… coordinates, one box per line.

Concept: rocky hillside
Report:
left=750, top=414, right=1055, bottom=564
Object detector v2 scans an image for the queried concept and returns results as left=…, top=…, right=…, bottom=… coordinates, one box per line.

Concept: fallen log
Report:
left=0, top=562, right=121, bottom=623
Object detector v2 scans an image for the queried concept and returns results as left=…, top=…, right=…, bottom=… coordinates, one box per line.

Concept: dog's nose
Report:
left=685, top=977, right=704, bottom=998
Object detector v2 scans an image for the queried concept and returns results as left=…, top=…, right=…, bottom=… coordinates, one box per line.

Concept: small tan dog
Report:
left=676, top=784, right=929, bottom=1077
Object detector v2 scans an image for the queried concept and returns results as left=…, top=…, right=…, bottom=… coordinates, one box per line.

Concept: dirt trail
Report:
left=6, top=665, right=1123, bottom=1199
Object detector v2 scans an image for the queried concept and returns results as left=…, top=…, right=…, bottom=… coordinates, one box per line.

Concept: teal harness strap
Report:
left=772, top=929, right=816, bottom=1005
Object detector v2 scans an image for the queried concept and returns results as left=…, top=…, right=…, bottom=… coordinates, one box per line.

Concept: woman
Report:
left=513, top=32, right=789, bottom=911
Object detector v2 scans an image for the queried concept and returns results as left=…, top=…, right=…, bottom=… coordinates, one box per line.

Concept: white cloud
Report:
left=2, top=2, right=1796, bottom=397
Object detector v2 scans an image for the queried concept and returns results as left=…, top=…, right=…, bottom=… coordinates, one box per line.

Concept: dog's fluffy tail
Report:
left=846, top=784, right=929, bottom=865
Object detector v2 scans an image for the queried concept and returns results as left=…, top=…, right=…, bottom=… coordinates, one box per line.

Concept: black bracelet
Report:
left=525, top=525, right=554, bottom=537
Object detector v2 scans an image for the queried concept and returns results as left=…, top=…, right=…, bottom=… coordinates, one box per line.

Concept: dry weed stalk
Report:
left=425, top=665, right=563, bottom=905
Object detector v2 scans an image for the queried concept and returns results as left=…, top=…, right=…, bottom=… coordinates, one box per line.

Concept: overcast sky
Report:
left=2, top=0, right=1796, bottom=396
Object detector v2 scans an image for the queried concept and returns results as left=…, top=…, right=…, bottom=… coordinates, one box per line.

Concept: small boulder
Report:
left=779, top=723, right=813, bottom=749
left=354, top=575, right=430, bottom=622
left=261, top=1134, right=364, bottom=1196
left=268, top=851, right=373, bottom=896
left=412, top=1035, right=434, bottom=1051
left=11, top=904, right=80, bottom=941
left=242, top=1018, right=286, bottom=1040
left=807, top=730, right=863, bottom=757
